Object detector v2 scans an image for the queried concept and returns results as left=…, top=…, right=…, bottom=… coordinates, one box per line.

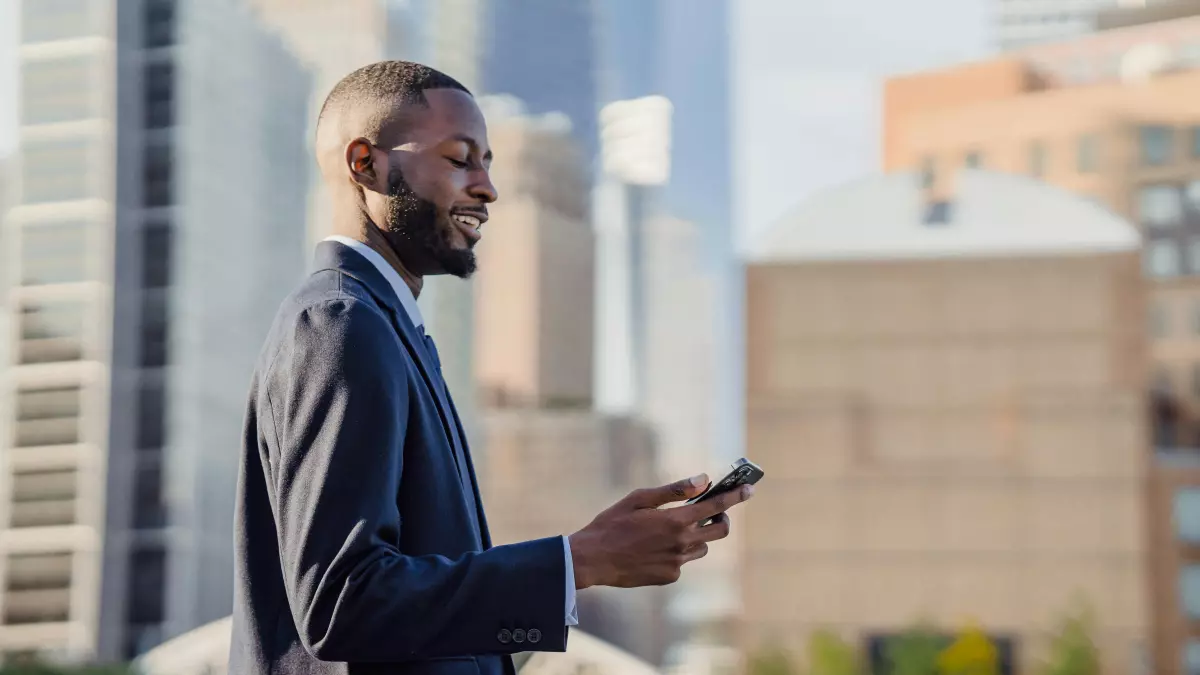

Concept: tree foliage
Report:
left=1038, top=600, right=1101, bottom=675
left=808, top=628, right=862, bottom=675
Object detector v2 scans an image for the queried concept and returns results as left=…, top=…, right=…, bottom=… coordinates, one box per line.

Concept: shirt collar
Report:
left=323, top=235, right=424, bottom=330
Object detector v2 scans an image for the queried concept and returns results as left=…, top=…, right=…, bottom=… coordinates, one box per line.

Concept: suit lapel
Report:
left=314, top=242, right=484, bottom=547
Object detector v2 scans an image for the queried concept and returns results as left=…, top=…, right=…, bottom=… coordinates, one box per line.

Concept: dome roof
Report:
left=744, top=169, right=1140, bottom=263
left=135, top=617, right=661, bottom=675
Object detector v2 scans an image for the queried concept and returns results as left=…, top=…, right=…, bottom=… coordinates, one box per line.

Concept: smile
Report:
left=452, top=214, right=482, bottom=231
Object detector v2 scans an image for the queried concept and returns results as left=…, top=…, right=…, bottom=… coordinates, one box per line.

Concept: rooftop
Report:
left=744, top=169, right=1140, bottom=264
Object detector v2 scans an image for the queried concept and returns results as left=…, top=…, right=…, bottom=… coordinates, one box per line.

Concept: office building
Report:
left=996, top=0, right=1178, bottom=50
left=741, top=170, right=1147, bottom=674
left=594, top=95, right=673, bottom=414
left=884, top=19, right=1200, bottom=436
left=473, top=97, right=593, bottom=408
left=482, top=0, right=598, bottom=164
left=470, top=100, right=667, bottom=665
left=248, top=0, right=413, bottom=248
left=3, top=0, right=309, bottom=661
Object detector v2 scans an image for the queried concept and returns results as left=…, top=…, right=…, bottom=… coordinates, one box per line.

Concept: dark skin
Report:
left=317, top=88, right=754, bottom=590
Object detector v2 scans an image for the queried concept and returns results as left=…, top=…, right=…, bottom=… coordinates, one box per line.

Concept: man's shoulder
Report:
left=260, top=269, right=399, bottom=372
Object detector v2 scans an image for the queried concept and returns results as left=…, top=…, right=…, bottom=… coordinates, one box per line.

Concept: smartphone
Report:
left=686, top=457, right=764, bottom=510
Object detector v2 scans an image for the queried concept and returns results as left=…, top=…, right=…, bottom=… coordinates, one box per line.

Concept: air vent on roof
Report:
left=923, top=200, right=953, bottom=226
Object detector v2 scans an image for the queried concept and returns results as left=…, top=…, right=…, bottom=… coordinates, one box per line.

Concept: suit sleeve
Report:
left=264, top=298, right=568, bottom=662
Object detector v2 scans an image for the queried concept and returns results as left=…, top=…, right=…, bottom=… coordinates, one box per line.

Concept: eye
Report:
left=445, top=157, right=468, bottom=169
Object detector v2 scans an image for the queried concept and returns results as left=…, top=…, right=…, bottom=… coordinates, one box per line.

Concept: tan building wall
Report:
left=742, top=252, right=1148, bottom=674
left=1148, top=454, right=1200, bottom=675
left=476, top=408, right=667, bottom=665
left=883, top=32, right=1200, bottom=673
left=883, top=31, right=1200, bottom=416
left=474, top=119, right=594, bottom=408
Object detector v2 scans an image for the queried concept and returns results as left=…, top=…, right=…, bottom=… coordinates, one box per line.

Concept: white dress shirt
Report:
left=324, top=236, right=579, bottom=627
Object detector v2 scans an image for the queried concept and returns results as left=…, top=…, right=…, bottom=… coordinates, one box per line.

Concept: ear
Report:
left=345, top=138, right=380, bottom=189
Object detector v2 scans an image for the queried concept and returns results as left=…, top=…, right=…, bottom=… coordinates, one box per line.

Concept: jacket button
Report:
left=497, top=629, right=512, bottom=644
left=512, top=628, right=526, bottom=643
left=527, top=629, right=542, bottom=644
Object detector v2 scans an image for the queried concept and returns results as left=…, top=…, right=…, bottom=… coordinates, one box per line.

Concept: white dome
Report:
left=744, top=169, right=1140, bottom=263
left=135, top=617, right=661, bottom=675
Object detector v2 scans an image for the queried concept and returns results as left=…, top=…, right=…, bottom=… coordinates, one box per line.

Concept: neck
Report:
left=329, top=198, right=424, bottom=299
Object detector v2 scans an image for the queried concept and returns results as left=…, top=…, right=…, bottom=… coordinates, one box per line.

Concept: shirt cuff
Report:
left=562, top=535, right=579, bottom=626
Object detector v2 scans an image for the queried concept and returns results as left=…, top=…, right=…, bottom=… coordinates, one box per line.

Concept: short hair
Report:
left=316, top=60, right=471, bottom=141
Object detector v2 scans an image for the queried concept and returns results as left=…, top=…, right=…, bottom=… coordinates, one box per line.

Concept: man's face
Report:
left=374, top=89, right=497, bottom=278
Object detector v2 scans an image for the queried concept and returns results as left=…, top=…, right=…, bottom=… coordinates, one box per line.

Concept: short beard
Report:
left=383, top=165, right=477, bottom=278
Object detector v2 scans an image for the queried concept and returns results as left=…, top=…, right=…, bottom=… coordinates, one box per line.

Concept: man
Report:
left=229, top=61, right=752, bottom=675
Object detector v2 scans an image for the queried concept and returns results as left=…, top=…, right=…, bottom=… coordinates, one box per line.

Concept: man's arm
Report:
left=265, top=297, right=567, bottom=663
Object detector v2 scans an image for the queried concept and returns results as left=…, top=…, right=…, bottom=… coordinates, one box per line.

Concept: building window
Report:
left=1188, top=239, right=1200, bottom=276
left=20, top=54, right=100, bottom=125
left=125, top=546, right=167, bottom=626
left=1028, top=141, right=1047, bottom=177
left=1185, top=641, right=1200, bottom=675
left=144, top=0, right=176, bottom=49
left=1145, top=240, right=1181, bottom=279
left=1183, top=565, right=1200, bottom=618
left=1186, top=181, right=1200, bottom=216
left=143, top=61, right=174, bottom=129
left=132, top=459, right=166, bottom=530
left=137, top=379, right=166, bottom=449
left=1139, top=185, right=1183, bottom=228
left=1140, top=125, right=1174, bottom=166
left=19, top=221, right=89, bottom=286
left=4, top=553, right=72, bottom=625
left=143, top=143, right=172, bottom=208
left=1177, top=489, right=1200, bottom=543
left=1151, top=302, right=1169, bottom=338
left=142, top=223, right=172, bottom=289
left=18, top=300, right=87, bottom=365
left=140, top=295, right=169, bottom=368
left=14, top=385, right=82, bottom=448
left=20, top=137, right=102, bottom=204
left=923, top=201, right=953, bottom=225
left=9, top=469, right=77, bottom=529
left=1077, top=134, right=1099, bottom=173
left=21, top=0, right=99, bottom=44
left=964, top=151, right=983, bottom=168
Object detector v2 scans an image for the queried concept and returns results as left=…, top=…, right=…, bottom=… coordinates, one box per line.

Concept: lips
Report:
left=451, top=210, right=487, bottom=244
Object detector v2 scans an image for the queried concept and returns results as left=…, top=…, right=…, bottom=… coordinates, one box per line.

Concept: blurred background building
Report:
left=2, top=0, right=308, bottom=662
left=741, top=169, right=1147, bottom=675
left=10, top=0, right=1200, bottom=674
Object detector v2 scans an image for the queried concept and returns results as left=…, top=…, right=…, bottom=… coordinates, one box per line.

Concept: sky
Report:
left=733, top=0, right=991, bottom=249
left=0, top=0, right=991, bottom=213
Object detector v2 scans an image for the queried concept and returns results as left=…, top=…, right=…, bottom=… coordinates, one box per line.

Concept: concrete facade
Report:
left=2, top=0, right=308, bottom=662
left=884, top=33, right=1200, bottom=673
left=473, top=104, right=594, bottom=409
left=741, top=171, right=1148, bottom=674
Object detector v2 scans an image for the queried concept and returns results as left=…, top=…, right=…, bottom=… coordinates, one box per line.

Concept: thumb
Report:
left=622, top=474, right=709, bottom=509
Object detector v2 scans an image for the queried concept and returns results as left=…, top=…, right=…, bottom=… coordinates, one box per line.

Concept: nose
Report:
left=468, top=169, right=498, bottom=204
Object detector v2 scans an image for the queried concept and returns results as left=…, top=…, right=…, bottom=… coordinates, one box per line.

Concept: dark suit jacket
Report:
left=229, top=241, right=568, bottom=675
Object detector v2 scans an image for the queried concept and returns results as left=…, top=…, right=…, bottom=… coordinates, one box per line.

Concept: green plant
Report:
left=882, top=623, right=944, bottom=675
left=1039, top=599, right=1101, bottom=675
left=938, top=623, right=999, bottom=675
left=747, top=645, right=797, bottom=675
left=808, top=628, right=862, bottom=675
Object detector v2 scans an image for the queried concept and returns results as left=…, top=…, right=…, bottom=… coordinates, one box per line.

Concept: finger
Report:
left=693, top=512, right=731, bottom=543
left=680, top=542, right=709, bottom=564
left=682, top=483, right=754, bottom=521
left=622, top=474, right=709, bottom=509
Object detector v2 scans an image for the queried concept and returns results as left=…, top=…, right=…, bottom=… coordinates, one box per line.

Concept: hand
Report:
left=567, top=474, right=755, bottom=589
